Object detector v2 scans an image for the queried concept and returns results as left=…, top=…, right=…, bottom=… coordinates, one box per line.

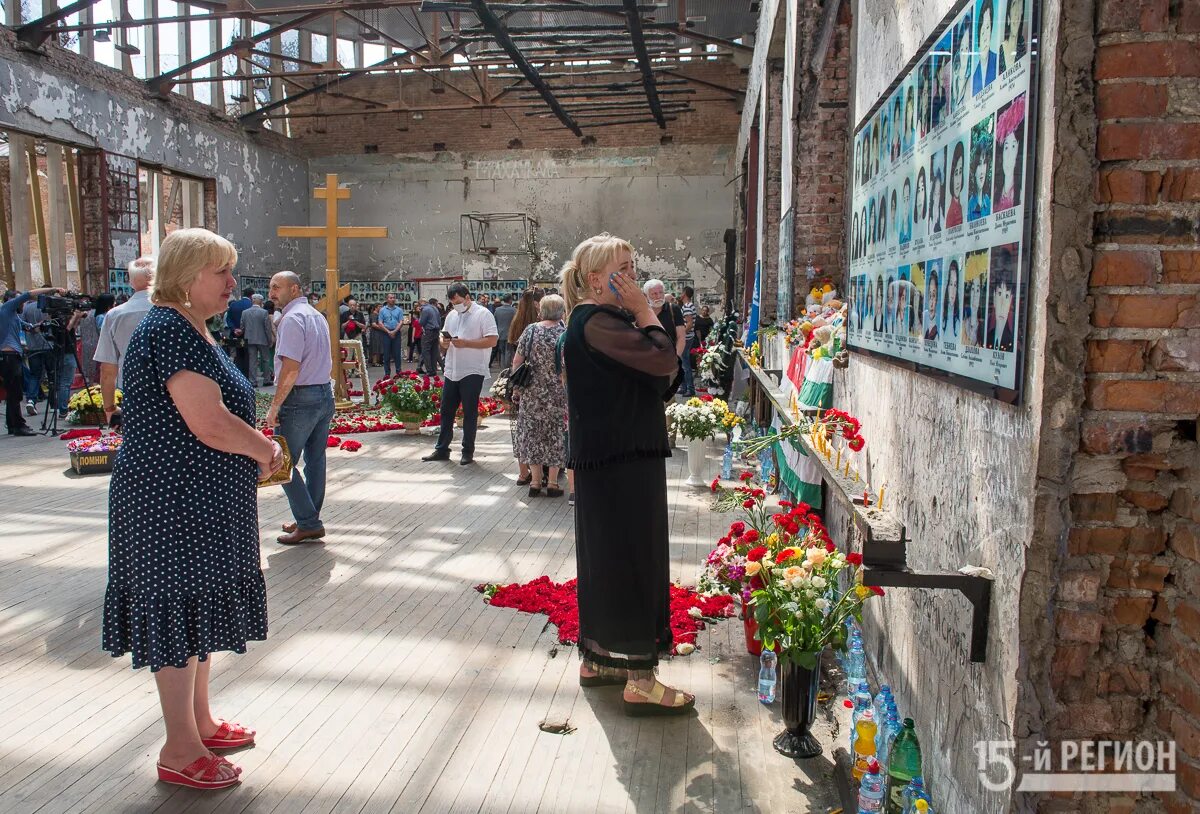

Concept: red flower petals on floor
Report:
left=339, top=439, right=362, bottom=452
left=476, top=577, right=736, bottom=656
left=60, top=428, right=103, bottom=441
left=327, top=435, right=343, bottom=448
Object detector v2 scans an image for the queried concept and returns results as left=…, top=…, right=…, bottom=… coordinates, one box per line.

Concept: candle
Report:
left=853, top=469, right=859, bottom=483
left=878, top=483, right=886, bottom=510
left=835, top=448, right=842, bottom=470
left=863, top=490, right=870, bottom=505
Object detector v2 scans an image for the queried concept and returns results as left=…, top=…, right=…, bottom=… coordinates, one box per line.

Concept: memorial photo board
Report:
left=846, top=0, right=1038, bottom=403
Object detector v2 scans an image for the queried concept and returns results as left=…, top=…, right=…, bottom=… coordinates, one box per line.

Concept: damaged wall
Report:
left=0, top=30, right=311, bottom=281
left=840, top=0, right=1087, bottom=810
left=307, top=144, right=736, bottom=308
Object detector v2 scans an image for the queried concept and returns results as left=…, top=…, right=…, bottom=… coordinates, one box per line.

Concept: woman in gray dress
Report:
left=512, top=294, right=568, bottom=497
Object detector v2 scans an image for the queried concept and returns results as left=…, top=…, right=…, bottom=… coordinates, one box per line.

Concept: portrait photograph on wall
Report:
left=846, top=0, right=1039, bottom=403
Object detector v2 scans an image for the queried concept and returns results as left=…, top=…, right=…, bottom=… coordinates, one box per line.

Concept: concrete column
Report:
left=8, top=133, right=34, bottom=290
left=758, top=60, right=785, bottom=325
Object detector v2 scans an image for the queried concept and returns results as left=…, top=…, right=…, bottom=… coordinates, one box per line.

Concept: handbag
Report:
left=508, top=324, right=536, bottom=388
left=257, top=437, right=294, bottom=488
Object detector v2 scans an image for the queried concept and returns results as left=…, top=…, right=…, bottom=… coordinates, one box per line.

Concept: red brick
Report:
left=1095, top=41, right=1200, bottom=80
left=1060, top=570, right=1103, bottom=603
left=1171, top=708, right=1200, bottom=758
left=1053, top=643, right=1093, bottom=681
left=1093, top=294, right=1200, bottom=329
left=1161, top=168, right=1200, bottom=202
left=1087, top=340, right=1149, bottom=373
left=1176, top=601, right=1200, bottom=645
left=1099, top=123, right=1200, bottom=160
left=1098, top=0, right=1170, bottom=32
left=1163, top=251, right=1200, bottom=283
left=1091, top=250, right=1158, bottom=286
left=1108, top=557, right=1170, bottom=590
left=1162, top=671, right=1200, bottom=718
left=1095, top=209, right=1197, bottom=245
left=1072, top=493, right=1120, bottom=522
left=1182, top=0, right=1200, bottom=32
left=1129, top=525, right=1168, bottom=555
left=1153, top=337, right=1200, bottom=373
left=1097, top=83, right=1169, bottom=118
left=1121, top=488, right=1170, bottom=511
left=1057, top=609, right=1105, bottom=643
left=1069, top=526, right=1128, bottom=556
left=1112, top=596, right=1154, bottom=626
left=1099, top=665, right=1152, bottom=695
left=1097, top=167, right=1162, bottom=203
left=1173, top=523, right=1200, bottom=563
left=1080, top=421, right=1154, bottom=455
left=1087, top=380, right=1200, bottom=414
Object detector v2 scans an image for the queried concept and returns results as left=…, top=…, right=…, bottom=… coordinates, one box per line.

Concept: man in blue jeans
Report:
left=267, top=271, right=334, bottom=545
left=1, top=286, right=63, bottom=436
left=376, top=292, right=406, bottom=376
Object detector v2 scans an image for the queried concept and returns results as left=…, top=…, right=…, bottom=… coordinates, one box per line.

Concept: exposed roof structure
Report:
left=10, top=0, right=757, bottom=136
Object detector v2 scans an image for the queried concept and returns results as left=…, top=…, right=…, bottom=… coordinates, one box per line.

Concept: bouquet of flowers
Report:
left=735, top=407, right=866, bottom=458
left=68, top=385, right=120, bottom=413
left=666, top=396, right=730, bottom=441
left=66, top=433, right=123, bottom=454
left=697, top=314, right=739, bottom=396
left=372, top=372, right=442, bottom=420
left=709, top=472, right=883, bottom=668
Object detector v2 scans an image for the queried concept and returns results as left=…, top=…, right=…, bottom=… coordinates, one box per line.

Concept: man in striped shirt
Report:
left=679, top=285, right=698, bottom=397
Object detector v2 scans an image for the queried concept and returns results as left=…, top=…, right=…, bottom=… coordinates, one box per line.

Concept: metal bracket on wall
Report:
left=858, top=524, right=993, bottom=664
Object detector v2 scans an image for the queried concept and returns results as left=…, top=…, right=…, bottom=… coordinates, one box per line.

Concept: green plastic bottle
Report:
left=884, top=718, right=922, bottom=814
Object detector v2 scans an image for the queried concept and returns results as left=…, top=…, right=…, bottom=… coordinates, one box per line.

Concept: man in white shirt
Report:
left=422, top=283, right=498, bottom=466
left=94, top=256, right=155, bottom=425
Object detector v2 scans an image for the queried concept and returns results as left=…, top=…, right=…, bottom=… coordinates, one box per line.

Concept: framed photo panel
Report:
left=846, top=0, right=1039, bottom=403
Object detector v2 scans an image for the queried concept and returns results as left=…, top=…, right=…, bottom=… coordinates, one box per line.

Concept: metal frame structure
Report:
left=7, top=0, right=754, bottom=135
left=460, top=212, right=539, bottom=257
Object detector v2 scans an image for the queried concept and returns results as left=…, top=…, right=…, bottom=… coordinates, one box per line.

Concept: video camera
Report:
left=37, top=291, right=93, bottom=320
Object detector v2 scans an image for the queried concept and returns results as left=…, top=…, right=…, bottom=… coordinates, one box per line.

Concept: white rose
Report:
left=815, top=597, right=831, bottom=612
left=676, top=642, right=696, bottom=655
left=688, top=607, right=703, bottom=619
left=811, top=576, right=827, bottom=590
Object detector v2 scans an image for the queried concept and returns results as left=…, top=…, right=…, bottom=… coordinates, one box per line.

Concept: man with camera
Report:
left=94, top=256, right=155, bottom=425
left=1, top=286, right=65, bottom=436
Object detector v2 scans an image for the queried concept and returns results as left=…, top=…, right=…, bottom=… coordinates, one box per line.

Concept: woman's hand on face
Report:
left=609, top=273, right=649, bottom=314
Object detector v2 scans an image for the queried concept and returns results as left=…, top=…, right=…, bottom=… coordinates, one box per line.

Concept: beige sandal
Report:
left=579, top=663, right=626, bottom=687
left=623, top=681, right=696, bottom=717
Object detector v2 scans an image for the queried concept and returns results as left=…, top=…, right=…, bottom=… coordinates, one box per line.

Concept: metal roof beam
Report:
left=15, top=0, right=100, bottom=48
left=623, top=0, right=665, bottom=127
left=466, top=0, right=581, bottom=136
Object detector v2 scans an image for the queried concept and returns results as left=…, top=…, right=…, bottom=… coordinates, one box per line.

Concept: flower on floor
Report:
left=66, top=433, right=123, bottom=453
left=327, top=435, right=343, bottom=447
left=476, top=577, right=736, bottom=656
left=68, top=385, right=121, bottom=412
left=339, top=439, right=362, bottom=452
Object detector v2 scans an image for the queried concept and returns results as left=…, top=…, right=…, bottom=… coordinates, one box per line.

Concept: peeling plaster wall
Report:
left=838, top=1, right=1075, bottom=810
left=308, top=144, right=735, bottom=308
left=0, top=33, right=310, bottom=280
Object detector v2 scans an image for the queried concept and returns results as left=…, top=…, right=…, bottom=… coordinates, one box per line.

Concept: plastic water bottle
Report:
left=911, top=799, right=931, bottom=814
left=757, top=649, right=777, bottom=704
left=900, top=776, right=925, bottom=813
left=850, top=681, right=873, bottom=754
left=873, top=685, right=892, bottom=725
left=885, top=719, right=923, bottom=814
left=844, top=637, right=866, bottom=694
left=879, top=710, right=901, bottom=771
left=721, top=442, right=734, bottom=480
left=851, top=709, right=878, bottom=782
left=857, top=758, right=885, bottom=813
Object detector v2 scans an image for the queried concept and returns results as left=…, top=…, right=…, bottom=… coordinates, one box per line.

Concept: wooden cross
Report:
left=277, top=173, right=388, bottom=407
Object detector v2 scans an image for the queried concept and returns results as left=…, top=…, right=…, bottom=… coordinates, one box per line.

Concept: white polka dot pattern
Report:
left=101, top=306, right=267, bottom=672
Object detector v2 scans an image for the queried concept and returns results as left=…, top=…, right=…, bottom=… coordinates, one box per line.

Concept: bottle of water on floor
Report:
left=758, top=649, right=777, bottom=704
left=911, top=799, right=931, bottom=814
left=721, top=442, right=734, bottom=480
left=844, top=635, right=866, bottom=694
left=901, top=777, right=928, bottom=813
left=879, top=709, right=901, bottom=771
left=850, top=681, right=873, bottom=754
left=873, top=684, right=892, bottom=729
left=884, top=719, right=923, bottom=814
left=857, top=758, right=885, bottom=813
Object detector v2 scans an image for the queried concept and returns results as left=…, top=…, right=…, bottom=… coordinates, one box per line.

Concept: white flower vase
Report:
left=685, top=435, right=709, bottom=487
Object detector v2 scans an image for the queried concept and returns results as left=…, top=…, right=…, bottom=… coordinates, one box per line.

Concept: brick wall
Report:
left=286, top=62, right=744, bottom=156
left=757, top=60, right=785, bottom=323
left=792, top=4, right=851, bottom=310
left=1054, top=1, right=1200, bottom=810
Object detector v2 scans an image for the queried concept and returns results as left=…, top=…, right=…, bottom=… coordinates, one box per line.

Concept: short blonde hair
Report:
left=559, top=233, right=635, bottom=314
left=150, top=228, right=238, bottom=305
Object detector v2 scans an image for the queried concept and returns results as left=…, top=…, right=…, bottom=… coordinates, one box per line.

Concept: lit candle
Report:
left=878, top=483, right=886, bottom=510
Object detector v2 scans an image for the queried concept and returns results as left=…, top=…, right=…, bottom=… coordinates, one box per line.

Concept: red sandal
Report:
left=201, top=720, right=256, bottom=750
left=156, top=753, right=241, bottom=790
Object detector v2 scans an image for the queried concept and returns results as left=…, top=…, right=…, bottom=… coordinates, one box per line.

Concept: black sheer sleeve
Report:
left=583, top=309, right=679, bottom=379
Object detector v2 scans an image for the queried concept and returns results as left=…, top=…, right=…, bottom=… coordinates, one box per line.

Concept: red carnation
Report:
left=744, top=529, right=760, bottom=543
left=776, top=549, right=796, bottom=564
left=749, top=575, right=765, bottom=591
left=742, top=498, right=755, bottom=509
left=730, top=521, right=745, bottom=536
left=848, top=436, right=866, bottom=452
left=793, top=502, right=811, bottom=517
left=826, top=541, right=837, bottom=553
left=710, top=478, right=720, bottom=493
left=718, top=536, right=731, bottom=547
left=778, top=500, right=792, bottom=509
left=847, top=552, right=863, bottom=566
left=746, top=546, right=768, bottom=562
left=753, top=489, right=765, bottom=499
left=739, top=471, right=754, bottom=482
left=785, top=522, right=800, bottom=536
left=869, top=585, right=885, bottom=596
left=772, top=514, right=787, bottom=527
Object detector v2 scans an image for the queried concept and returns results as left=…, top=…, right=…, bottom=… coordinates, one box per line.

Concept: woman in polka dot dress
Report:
left=102, top=228, right=283, bottom=790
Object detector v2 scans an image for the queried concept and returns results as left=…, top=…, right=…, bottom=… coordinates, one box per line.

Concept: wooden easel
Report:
left=277, top=173, right=387, bottom=410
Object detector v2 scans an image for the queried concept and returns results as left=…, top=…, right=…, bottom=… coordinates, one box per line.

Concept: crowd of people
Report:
left=3, top=226, right=709, bottom=789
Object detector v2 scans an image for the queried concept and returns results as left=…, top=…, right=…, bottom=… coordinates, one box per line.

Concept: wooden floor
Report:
left=0, top=392, right=844, bottom=814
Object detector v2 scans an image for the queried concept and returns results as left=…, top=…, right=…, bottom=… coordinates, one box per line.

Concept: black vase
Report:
left=773, top=654, right=823, bottom=759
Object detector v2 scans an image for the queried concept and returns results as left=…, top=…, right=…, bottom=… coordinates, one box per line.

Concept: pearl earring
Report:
left=184, top=290, right=192, bottom=308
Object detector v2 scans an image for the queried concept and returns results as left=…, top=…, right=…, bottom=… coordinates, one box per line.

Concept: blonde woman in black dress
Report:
left=560, top=233, right=692, bottom=715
